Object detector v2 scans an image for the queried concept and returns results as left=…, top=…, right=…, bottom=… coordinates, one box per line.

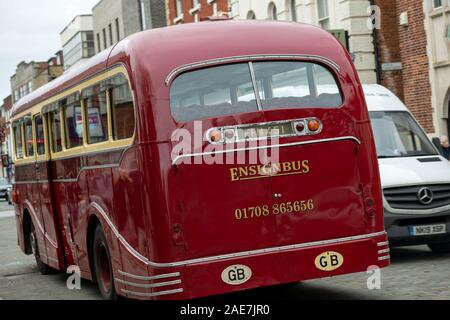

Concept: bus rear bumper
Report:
left=118, top=231, right=389, bottom=300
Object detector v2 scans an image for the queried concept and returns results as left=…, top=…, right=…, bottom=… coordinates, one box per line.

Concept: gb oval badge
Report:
left=314, top=251, right=344, bottom=271
left=221, top=265, right=252, bottom=285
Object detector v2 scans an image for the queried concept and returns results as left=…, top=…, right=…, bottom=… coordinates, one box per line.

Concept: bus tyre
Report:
left=93, top=225, right=117, bottom=300
left=30, top=223, right=53, bottom=275
left=428, top=242, right=450, bottom=254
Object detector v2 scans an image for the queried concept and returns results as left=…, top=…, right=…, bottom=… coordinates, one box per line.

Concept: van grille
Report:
left=384, top=184, right=450, bottom=210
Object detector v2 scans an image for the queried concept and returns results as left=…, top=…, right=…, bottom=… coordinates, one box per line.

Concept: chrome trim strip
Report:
left=118, top=270, right=181, bottom=281
left=121, top=288, right=184, bottom=297
left=378, top=255, right=391, bottom=261
left=378, top=248, right=390, bottom=254
left=53, top=164, right=121, bottom=183
left=14, top=181, right=45, bottom=185
left=93, top=199, right=386, bottom=268
left=115, top=278, right=181, bottom=289
left=172, top=136, right=361, bottom=165
left=248, top=62, right=262, bottom=111
left=24, top=199, right=58, bottom=249
left=377, top=241, right=389, bottom=247
left=165, top=54, right=341, bottom=86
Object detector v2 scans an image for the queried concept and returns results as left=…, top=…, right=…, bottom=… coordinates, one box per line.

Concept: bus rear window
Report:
left=170, top=63, right=258, bottom=122
left=170, top=61, right=342, bottom=122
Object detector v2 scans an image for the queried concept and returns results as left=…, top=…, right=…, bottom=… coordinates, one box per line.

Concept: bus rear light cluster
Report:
left=307, top=119, right=321, bottom=132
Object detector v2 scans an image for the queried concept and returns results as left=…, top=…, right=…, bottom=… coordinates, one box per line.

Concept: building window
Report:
left=97, top=33, right=101, bottom=53
left=115, top=18, right=120, bottom=42
left=268, top=2, right=277, bottom=20
left=317, top=0, right=329, bottom=29
left=27, top=81, right=32, bottom=94
left=138, top=0, right=147, bottom=31
left=109, top=24, right=113, bottom=46
left=102, top=28, right=107, bottom=50
left=433, top=0, right=442, bottom=8
left=110, top=74, right=135, bottom=140
left=247, top=11, right=256, bottom=19
left=63, top=31, right=95, bottom=69
left=83, top=84, right=108, bottom=144
left=176, top=0, right=183, bottom=17
left=290, top=0, right=298, bottom=22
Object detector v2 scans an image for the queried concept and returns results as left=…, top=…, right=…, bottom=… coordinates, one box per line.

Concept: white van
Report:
left=364, top=84, right=450, bottom=253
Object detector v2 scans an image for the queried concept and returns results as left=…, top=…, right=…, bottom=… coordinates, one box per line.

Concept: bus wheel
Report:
left=30, top=223, right=53, bottom=275
left=93, top=225, right=117, bottom=300
left=428, top=242, right=450, bottom=254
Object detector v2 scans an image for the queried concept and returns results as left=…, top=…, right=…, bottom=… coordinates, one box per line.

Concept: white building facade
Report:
left=424, top=0, right=450, bottom=136
left=60, top=15, right=96, bottom=71
left=230, top=0, right=377, bottom=84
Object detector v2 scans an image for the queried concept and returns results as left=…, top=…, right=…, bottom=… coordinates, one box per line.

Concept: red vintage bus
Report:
left=10, top=19, right=389, bottom=300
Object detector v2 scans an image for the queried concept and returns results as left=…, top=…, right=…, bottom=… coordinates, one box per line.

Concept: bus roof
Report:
left=362, top=84, right=408, bottom=112
left=12, top=20, right=353, bottom=118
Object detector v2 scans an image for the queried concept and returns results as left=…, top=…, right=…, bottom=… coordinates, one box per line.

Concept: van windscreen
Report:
left=170, top=61, right=342, bottom=122
left=370, top=111, right=438, bottom=158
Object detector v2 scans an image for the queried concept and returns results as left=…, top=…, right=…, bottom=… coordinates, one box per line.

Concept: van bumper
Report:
left=384, top=209, right=450, bottom=246
left=117, top=231, right=389, bottom=300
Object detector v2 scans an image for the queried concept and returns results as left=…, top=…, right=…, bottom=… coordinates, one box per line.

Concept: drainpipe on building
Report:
left=369, top=0, right=381, bottom=85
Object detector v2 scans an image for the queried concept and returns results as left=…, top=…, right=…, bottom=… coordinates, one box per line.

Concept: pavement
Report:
left=0, top=200, right=449, bottom=300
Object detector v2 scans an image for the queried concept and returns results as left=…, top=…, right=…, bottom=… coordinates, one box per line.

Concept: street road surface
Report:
left=1, top=201, right=449, bottom=300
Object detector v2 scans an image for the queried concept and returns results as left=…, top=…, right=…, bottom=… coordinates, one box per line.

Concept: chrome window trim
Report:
left=165, top=54, right=341, bottom=86
left=172, top=136, right=360, bottom=165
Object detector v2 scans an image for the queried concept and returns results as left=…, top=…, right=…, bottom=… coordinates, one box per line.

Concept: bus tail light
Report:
left=308, top=119, right=321, bottom=132
left=11, top=189, right=19, bottom=204
left=207, top=129, right=223, bottom=143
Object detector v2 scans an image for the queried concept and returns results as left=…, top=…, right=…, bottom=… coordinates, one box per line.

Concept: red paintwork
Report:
left=12, top=20, right=388, bottom=300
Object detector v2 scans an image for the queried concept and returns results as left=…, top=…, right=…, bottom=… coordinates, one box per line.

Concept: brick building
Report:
left=372, top=0, right=434, bottom=134
left=10, top=52, right=64, bottom=105
left=167, top=0, right=229, bottom=25
left=93, top=0, right=167, bottom=54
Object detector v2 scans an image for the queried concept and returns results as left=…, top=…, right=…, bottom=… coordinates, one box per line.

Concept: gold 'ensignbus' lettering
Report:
left=230, top=160, right=310, bottom=182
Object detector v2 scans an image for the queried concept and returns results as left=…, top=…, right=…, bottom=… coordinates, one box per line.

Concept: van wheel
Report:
left=428, top=242, right=450, bottom=254
left=30, top=223, right=53, bottom=275
left=93, top=225, right=116, bottom=300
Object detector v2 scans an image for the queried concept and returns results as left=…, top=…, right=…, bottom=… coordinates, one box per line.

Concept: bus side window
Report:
left=83, top=84, right=108, bottom=144
left=63, top=95, right=83, bottom=149
left=34, top=115, right=46, bottom=156
left=49, top=108, right=63, bottom=153
left=24, top=118, right=34, bottom=157
left=110, top=74, right=135, bottom=140
left=13, top=123, right=24, bottom=159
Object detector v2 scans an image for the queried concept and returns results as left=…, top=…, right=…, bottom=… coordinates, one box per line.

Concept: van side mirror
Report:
left=432, top=137, right=443, bottom=153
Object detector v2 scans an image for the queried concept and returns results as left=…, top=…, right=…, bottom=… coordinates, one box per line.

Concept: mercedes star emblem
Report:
left=417, top=187, right=433, bottom=205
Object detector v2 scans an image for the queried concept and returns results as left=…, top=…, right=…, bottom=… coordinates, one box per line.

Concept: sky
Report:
left=0, top=0, right=99, bottom=101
